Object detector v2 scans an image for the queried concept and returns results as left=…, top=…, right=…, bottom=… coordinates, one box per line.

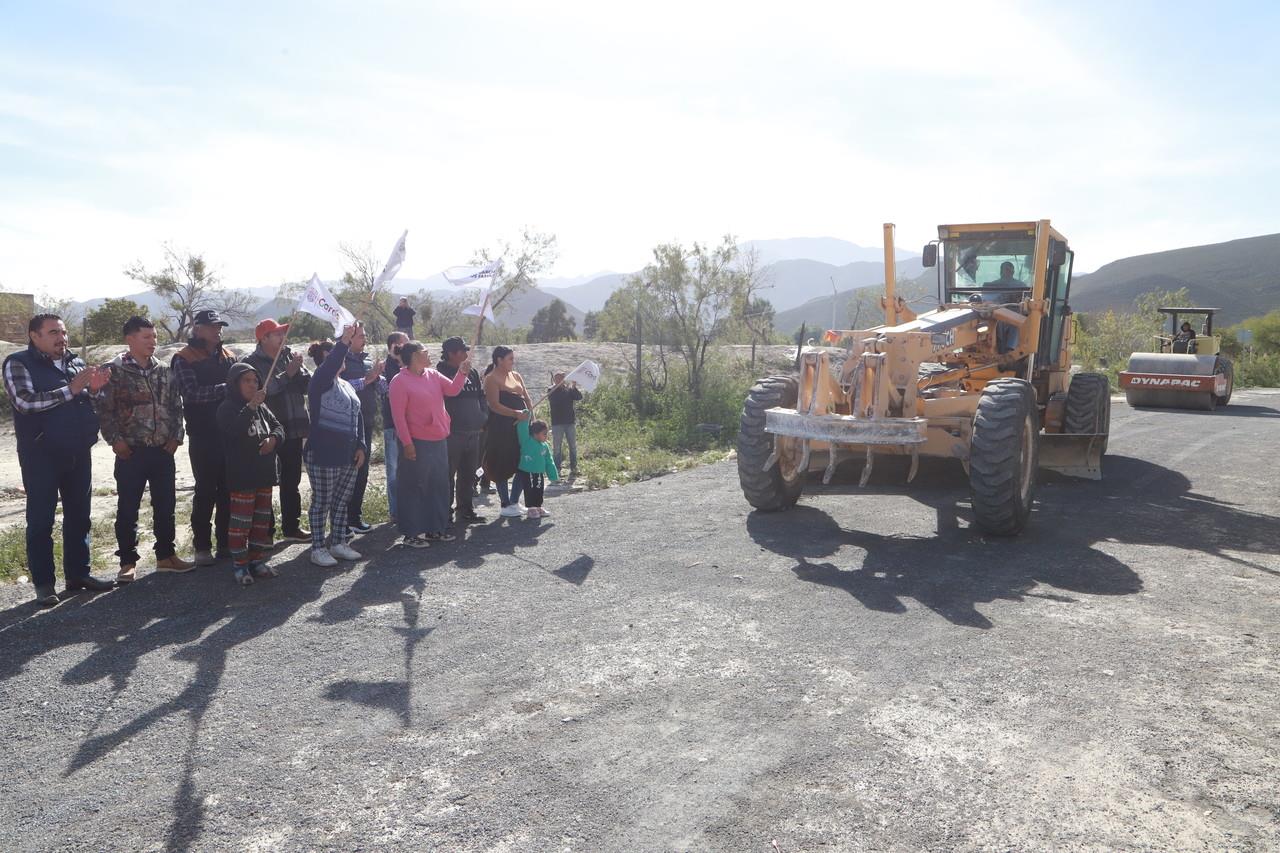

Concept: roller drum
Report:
left=1123, top=352, right=1217, bottom=410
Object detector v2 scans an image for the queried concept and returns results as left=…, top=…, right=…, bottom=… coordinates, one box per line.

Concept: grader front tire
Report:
left=738, top=375, right=805, bottom=511
left=969, top=378, right=1039, bottom=536
left=1064, top=372, right=1111, bottom=456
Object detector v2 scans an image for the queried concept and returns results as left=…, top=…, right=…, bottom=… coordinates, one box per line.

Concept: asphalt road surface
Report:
left=2, top=390, right=1278, bottom=852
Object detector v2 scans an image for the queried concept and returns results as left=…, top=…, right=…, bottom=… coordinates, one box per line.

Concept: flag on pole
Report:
left=462, top=301, right=496, bottom=323
left=562, top=359, right=602, bottom=392
left=371, top=229, right=408, bottom=293
left=297, top=274, right=356, bottom=335
left=442, top=258, right=503, bottom=286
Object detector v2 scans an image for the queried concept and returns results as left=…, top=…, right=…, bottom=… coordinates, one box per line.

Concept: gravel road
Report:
left=1, top=390, right=1277, bottom=851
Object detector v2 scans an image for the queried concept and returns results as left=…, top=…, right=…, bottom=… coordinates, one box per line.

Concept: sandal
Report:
left=424, top=532, right=455, bottom=543
left=250, top=562, right=278, bottom=578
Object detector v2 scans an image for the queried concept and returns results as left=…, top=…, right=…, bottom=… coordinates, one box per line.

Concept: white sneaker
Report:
left=330, top=542, right=362, bottom=561
left=537, top=507, right=551, bottom=517
left=500, top=504, right=524, bottom=518
left=310, top=548, right=338, bottom=567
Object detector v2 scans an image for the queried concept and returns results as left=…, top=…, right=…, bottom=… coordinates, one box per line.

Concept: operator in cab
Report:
left=985, top=261, right=1025, bottom=289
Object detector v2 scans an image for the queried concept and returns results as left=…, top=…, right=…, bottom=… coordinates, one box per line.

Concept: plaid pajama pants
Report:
left=229, top=488, right=274, bottom=568
left=307, top=462, right=359, bottom=549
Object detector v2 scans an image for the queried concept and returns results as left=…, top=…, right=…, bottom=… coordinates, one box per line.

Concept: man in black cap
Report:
left=171, top=309, right=237, bottom=564
left=436, top=336, right=487, bottom=524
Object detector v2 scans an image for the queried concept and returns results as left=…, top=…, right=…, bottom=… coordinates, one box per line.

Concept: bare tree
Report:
left=125, top=245, right=253, bottom=342
left=337, top=241, right=398, bottom=341
left=470, top=228, right=558, bottom=345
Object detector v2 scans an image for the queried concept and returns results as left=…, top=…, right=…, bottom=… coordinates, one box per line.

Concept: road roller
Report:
left=1119, top=307, right=1233, bottom=410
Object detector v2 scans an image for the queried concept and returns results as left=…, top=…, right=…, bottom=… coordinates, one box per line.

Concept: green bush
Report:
left=1234, top=352, right=1280, bottom=388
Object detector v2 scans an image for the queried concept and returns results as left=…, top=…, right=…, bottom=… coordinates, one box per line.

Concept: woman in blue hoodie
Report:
left=304, top=323, right=367, bottom=567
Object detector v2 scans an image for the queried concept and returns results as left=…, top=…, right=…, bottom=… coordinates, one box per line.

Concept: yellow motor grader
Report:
left=738, top=220, right=1109, bottom=536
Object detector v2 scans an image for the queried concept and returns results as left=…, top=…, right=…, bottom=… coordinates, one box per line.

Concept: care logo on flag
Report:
left=297, top=274, right=355, bottom=335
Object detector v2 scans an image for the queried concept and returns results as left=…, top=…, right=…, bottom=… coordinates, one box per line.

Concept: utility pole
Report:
left=634, top=296, right=643, bottom=414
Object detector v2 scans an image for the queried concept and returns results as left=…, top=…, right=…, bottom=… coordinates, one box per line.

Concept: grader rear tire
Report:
left=738, top=375, right=805, bottom=511
left=969, top=378, right=1039, bottom=536
left=1063, top=372, right=1111, bottom=456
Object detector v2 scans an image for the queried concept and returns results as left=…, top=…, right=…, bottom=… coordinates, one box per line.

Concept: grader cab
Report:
left=738, top=220, right=1109, bottom=536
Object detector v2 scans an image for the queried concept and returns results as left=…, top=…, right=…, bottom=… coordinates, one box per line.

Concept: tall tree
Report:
left=85, top=298, right=149, bottom=346
left=470, top=228, right=557, bottom=345
left=582, top=310, right=600, bottom=341
left=636, top=235, right=759, bottom=398
left=527, top=298, right=577, bottom=343
left=125, top=245, right=254, bottom=342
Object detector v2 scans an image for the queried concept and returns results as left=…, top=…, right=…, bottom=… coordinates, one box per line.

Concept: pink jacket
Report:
left=388, top=367, right=468, bottom=444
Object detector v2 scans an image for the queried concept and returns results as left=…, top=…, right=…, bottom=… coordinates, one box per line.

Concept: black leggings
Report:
left=516, top=472, right=545, bottom=508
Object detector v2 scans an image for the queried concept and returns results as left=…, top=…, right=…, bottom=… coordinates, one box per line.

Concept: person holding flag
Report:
left=241, top=318, right=311, bottom=542
left=303, top=322, right=368, bottom=567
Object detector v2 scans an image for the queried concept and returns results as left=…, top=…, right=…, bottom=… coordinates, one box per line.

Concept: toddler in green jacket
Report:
left=515, top=418, right=559, bottom=518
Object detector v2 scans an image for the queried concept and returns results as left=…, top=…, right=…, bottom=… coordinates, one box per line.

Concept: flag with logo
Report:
left=442, top=258, right=503, bottom=287
left=562, top=359, right=601, bottom=392
left=371, top=229, right=408, bottom=293
left=297, top=274, right=356, bottom=335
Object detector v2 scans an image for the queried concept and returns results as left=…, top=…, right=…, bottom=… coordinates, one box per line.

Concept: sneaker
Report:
left=310, top=548, right=338, bottom=567
left=524, top=507, right=540, bottom=519
left=350, top=521, right=373, bottom=534
left=499, top=504, right=523, bottom=518
left=281, top=528, right=311, bottom=542
left=250, top=562, right=278, bottom=578
left=399, top=534, right=430, bottom=549
left=424, top=532, right=456, bottom=542
left=459, top=512, right=485, bottom=525
left=330, top=542, right=362, bottom=561
left=194, top=550, right=217, bottom=567
left=234, top=567, right=255, bottom=586
left=156, top=555, right=195, bottom=573
left=116, top=564, right=137, bottom=584
left=536, top=507, right=550, bottom=517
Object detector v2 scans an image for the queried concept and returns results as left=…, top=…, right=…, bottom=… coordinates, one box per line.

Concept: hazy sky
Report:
left=2, top=0, right=1277, bottom=301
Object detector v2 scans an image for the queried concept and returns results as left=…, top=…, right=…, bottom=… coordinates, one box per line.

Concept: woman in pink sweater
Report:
left=388, top=341, right=471, bottom=547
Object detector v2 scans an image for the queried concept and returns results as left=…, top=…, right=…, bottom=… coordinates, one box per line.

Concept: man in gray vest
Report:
left=3, top=314, right=114, bottom=605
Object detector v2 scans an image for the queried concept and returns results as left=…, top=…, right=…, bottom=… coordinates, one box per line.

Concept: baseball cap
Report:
left=193, top=309, right=229, bottom=327
left=442, top=336, right=470, bottom=354
left=255, top=318, right=290, bottom=341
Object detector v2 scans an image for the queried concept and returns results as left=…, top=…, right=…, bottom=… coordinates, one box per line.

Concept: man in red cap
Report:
left=241, top=318, right=312, bottom=541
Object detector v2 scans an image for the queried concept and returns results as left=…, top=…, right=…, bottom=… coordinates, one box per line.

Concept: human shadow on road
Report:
left=0, top=544, right=347, bottom=852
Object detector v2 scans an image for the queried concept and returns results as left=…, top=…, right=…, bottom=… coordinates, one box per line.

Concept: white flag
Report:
left=297, top=274, right=356, bottom=336
left=562, top=359, right=601, bottom=392
left=371, top=229, right=407, bottom=292
left=462, top=301, right=495, bottom=323
left=442, top=258, right=503, bottom=286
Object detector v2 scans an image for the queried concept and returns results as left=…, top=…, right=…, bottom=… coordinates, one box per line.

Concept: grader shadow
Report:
left=747, top=452, right=1275, bottom=627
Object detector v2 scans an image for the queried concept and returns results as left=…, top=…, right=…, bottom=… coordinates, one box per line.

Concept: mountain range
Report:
left=57, top=233, right=1280, bottom=338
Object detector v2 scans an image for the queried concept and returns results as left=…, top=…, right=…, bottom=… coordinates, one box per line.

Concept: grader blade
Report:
left=1038, top=432, right=1104, bottom=480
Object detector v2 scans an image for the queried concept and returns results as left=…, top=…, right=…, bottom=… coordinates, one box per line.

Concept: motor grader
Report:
left=1119, top=307, right=1234, bottom=411
left=738, top=220, right=1109, bottom=536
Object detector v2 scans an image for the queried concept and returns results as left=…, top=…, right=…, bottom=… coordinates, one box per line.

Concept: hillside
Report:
left=1071, top=233, right=1280, bottom=325
left=773, top=270, right=938, bottom=334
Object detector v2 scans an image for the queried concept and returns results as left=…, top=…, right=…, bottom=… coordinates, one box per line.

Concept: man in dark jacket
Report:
left=98, top=315, right=194, bottom=584
left=381, top=331, right=408, bottom=522
left=436, top=336, right=487, bottom=523
left=547, top=372, right=583, bottom=477
left=171, top=309, right=236, bottom=564
left=393, top=298, right=415, bottom=337
left=242, top=318, right=311, bottom=540
left=339, top=324, right=383, bottom=533
left=3, top=313, right=113, bottom=605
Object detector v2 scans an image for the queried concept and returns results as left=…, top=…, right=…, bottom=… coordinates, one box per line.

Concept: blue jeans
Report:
left=114, top=445, right=178, bottom=566
left=397, top=438, right=450, bottom=536
left=552, top=423, right=577, bottom=471
left=497, top=475, right=524, bottom=507
left=20, top=444, right=93, bottom=588
left=383, top=428, right=400, bottom=519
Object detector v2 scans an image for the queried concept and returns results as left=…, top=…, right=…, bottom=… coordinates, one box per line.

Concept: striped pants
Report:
left=307, top=462, right=359, bottom=549
left=229, top=488, right=274, bottom=568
